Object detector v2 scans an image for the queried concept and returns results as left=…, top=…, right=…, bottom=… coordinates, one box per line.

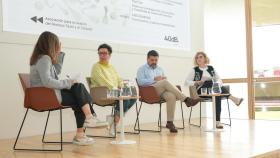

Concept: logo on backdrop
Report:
left=164, top=35, right=179, bottom=43
left=30, top=16, right=44, bottom=24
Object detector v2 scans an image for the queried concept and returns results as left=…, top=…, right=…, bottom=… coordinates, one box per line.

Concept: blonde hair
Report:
left=30, top=31, right=60, bottom=65
left=193, top=51, right=210, bottom=66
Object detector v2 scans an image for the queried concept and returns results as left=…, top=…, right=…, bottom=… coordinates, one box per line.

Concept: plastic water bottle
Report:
left=112, top=87, right=119, bottom=97
left=211, top=78, right=221, bottom=94
left=121, top=80, right=131, bottom=96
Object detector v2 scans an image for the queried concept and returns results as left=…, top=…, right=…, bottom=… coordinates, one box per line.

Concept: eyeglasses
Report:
left=196, top=55, right=204, bottom=59
left=98, top=52, right=109, bottom=56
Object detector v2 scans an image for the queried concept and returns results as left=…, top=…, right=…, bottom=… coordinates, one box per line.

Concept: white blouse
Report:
left=184, top=66, right=223, bottom=86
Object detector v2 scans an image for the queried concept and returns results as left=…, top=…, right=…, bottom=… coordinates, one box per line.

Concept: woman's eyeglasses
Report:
left=196, top=55, right=204, bottom=59
left=98, top=52, right=109, bottom=56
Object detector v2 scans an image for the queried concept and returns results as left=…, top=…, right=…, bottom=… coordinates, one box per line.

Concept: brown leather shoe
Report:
left=184, top=97, right=202, bottom=107
left=166, top=122, right=178, bottom=133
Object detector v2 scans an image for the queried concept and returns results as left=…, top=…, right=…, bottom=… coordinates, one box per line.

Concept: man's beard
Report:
left=150, top=63, right=157, bottom=69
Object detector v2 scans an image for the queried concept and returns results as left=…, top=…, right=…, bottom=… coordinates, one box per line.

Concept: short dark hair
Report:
left=98, top=43, right=112, bottom=54
left=147, top=50, right=159, bottom=58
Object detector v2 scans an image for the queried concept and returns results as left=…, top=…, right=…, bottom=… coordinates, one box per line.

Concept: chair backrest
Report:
left=86, top=77, right=91, bottom=88
left=189, top=86, right=197, bottom=98
left=86, top=77, right=115, bottom=106
left=135, top=78, right=161, bottom=104
left=18, top=73, right=30, bottom=92
left=18, top=73, right=62, bottom=111
left=223, top=85, right=230, bottom=93
left=135, top=78, right=140, bottom=87
left=176, top=85, right=182, bottom=92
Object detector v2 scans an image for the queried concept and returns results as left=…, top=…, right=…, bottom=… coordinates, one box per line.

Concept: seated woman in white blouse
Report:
left=185, top=51, right=243, bottom=129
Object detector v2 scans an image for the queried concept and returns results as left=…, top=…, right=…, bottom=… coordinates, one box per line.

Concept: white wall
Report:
left=0, top=0, right=204, bottom=139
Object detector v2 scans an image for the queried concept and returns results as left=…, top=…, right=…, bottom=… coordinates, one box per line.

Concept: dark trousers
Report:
left=114, top=99, right=136, bottom=116
left=197, top=82, right=229, bottom=121
left=61, top=83, right=94, bottom=128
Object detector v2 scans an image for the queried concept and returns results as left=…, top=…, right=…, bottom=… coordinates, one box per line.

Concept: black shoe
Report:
left=184, top=97, right=202, bottom=107
left=166, top=122, right=178, bottom=133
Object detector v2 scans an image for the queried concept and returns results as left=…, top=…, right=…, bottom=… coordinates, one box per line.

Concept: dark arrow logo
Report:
left=31, top=16, right=44, bottom=24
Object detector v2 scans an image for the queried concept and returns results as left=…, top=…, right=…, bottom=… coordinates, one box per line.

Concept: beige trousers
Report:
left=152, top=80, right=187, bottom=121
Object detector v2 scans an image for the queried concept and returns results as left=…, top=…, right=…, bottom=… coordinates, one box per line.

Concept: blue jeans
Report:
left=114, top=99, right=136, bottom=116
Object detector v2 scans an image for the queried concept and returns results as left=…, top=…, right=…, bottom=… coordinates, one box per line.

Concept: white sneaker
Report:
left=73, top=135, right=95, bottom=146
left=84, top=116, right=108, bottom=128
left=106, top=115, right=116, bottom=136
left=216, top=121, right=224, bottom=129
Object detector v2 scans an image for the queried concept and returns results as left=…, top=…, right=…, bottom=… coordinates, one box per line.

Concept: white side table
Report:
left=103, top=96, right=139, bottom=145
left=199, top=93, right=229, bottom=132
